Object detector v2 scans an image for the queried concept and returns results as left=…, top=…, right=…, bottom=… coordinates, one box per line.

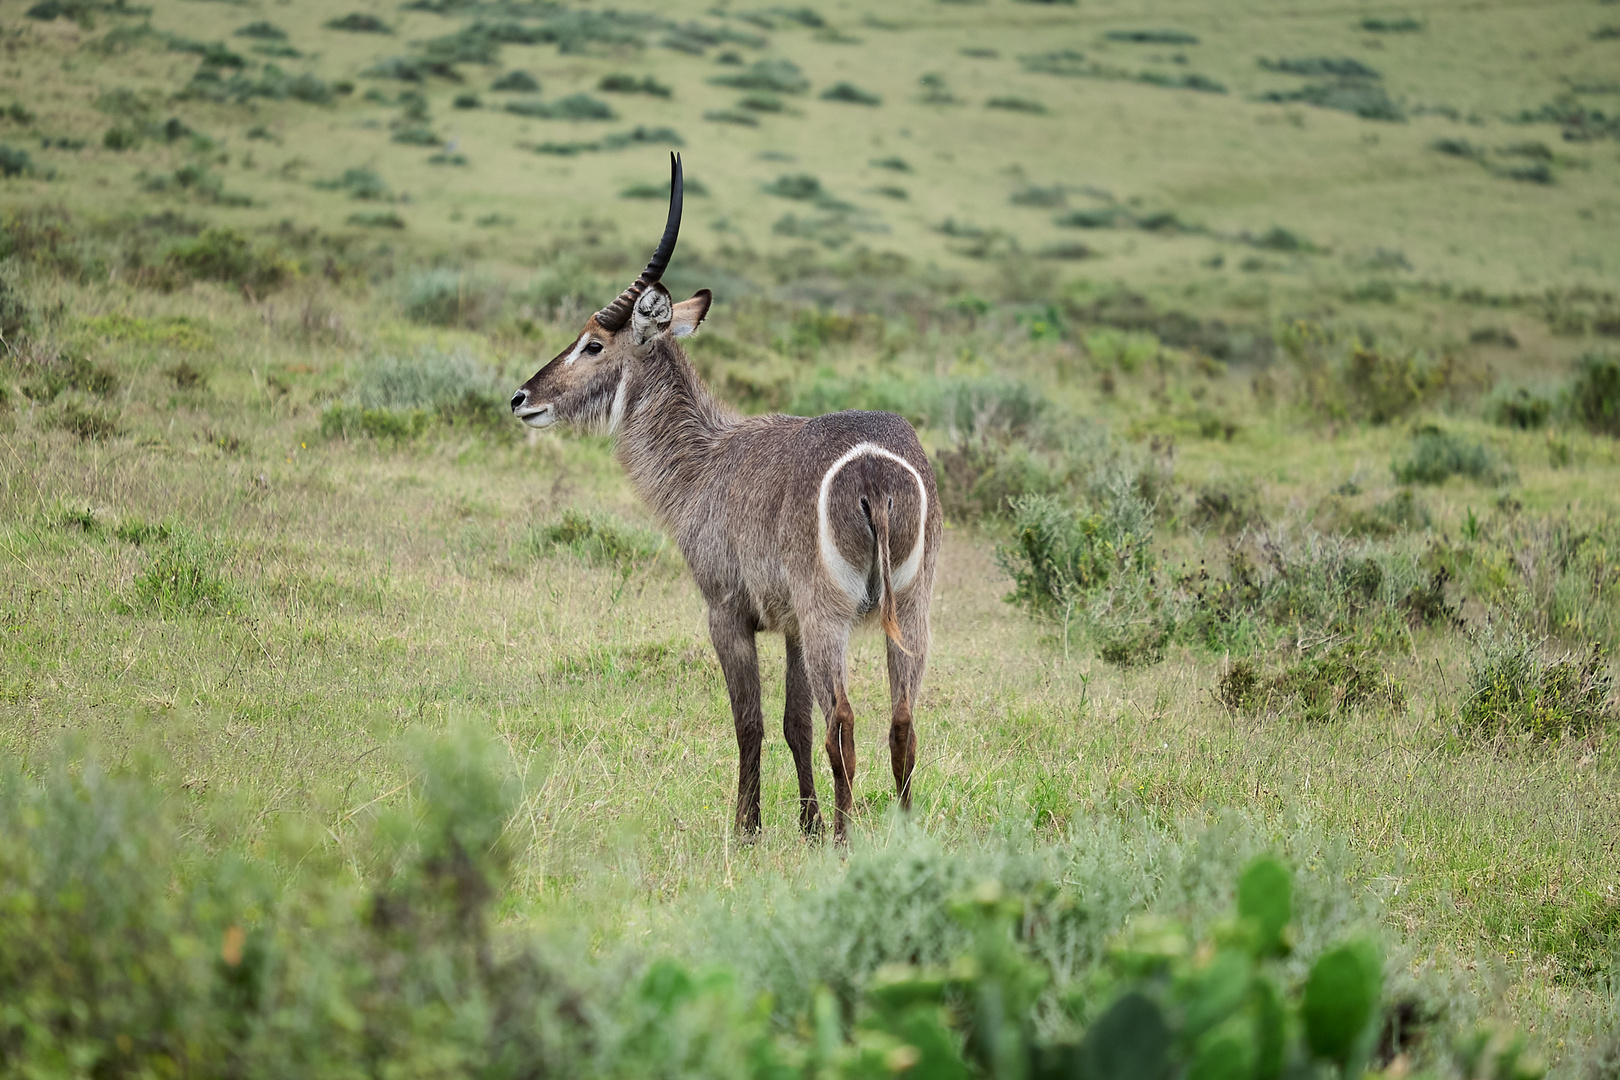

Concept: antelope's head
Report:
left=511, top=153, right=711, bottom=431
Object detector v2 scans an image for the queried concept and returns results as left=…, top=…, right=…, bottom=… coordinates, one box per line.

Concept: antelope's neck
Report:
left=614, top=343, right=736, bottom=522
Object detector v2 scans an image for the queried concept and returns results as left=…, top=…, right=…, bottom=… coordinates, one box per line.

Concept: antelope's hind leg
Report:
left=800, top=624, right=857, bottom=844
left=886, top=595, right=930, bottom=812
left=783, top=636, right=822, bottom=834
left=708, top=608, right=764, bottom=837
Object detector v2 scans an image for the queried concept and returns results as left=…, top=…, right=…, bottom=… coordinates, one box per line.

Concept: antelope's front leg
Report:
left=708, top=607, right=764, bottom=836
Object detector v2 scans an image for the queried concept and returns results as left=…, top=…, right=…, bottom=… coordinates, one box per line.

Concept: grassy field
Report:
left=3, top=0, right=1620, bottom=1075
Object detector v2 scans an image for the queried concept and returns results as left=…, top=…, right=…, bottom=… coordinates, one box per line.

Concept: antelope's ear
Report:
left=670, top=289, right=712, bottom=338
left=631, top=282, right=674, bottom=345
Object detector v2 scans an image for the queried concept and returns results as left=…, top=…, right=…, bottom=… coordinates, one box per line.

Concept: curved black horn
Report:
left=595, top=152, right=684, bottom=331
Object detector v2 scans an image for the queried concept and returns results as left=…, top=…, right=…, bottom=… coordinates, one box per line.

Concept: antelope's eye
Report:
left=585, top=341, right=604, bottom=354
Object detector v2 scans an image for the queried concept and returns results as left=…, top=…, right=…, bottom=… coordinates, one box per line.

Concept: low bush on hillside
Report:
left=1487, top=386, right=1555, bottom=430
left=1175, top=535, right=1442, bottom=656
left=1361, top=17, right=1423, bottom=32
left=1192, top=476, right=1263, bottom=534
left=1461, top=627, right=1614, bottom=739
left=1104, top=28, right=1200, bottom=44
left=325, top=12, right=391, bottom=33
left=1391, top=427, right=1504, bottom=486
left=8, top=346, right=119, bottom=402
left=0, top=144, right=35, bottom=178
left=313, top=166, right=391, bottom=200
left=526, top=508, right=667, bottom=574
left=52, top=400, right=120, bottom=441
left=598, top=73, right=670, bottom=97
left=126, top=528, right=233, bottom=615
left=997, top=482, right=1157, bottom=653
left=1280, top=324, right=1462, bottom=423
left=820, top=81, right=882, bottom=105
left=1571, top=353, right=1620, bottom=436
left=0, top=257, right=37, bottom=340
left=492, top=69, right=539, bottom=92
left=1219, top=646, right=1402, bottom=721
left=321, top=348, right=505, bottom=441
left=399, top=268, right=503, bottom=328
left=987, top=95, right=1048, bottom=114
left=709, top=58, right=809, bottom=94
left=160, top=228, right=294, bottom=293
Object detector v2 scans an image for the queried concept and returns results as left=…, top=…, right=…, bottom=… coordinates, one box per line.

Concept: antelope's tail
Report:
left=871, top=498, right=912, bottom=657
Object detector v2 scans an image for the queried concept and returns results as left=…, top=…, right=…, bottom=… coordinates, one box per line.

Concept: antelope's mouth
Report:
left=514, top=403, right=555, bottom=428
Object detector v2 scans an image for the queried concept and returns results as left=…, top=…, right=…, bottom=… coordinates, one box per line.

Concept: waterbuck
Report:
left=510, top=154, right=941, bottom=843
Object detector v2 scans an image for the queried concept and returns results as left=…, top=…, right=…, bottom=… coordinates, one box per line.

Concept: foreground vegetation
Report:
left=2, top=0, right=1620, bottom=1075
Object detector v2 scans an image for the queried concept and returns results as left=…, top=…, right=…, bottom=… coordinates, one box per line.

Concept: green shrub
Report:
left=918, top=71, right=961, bottom=104
left=1178, top=534, right=1434, bottom=655
left=1432, top=137, right=1485, bottom=160
left=1361, top=16, right=1422, bottom=31
left=234, top=20, right=286, bottom=39
left=323, top=349, right=506, bottom=441
left=0, top=144, right=34, bottom=177
left=987, top=95, right=1048, bottom=113
left=180, top=65, right=333, bottom=105
left=763, top=173, right=829, bottom=201
left=114, top=517, right=171, bottom=544
left=0, top=256, right=36, bottom=340
left=491, top=69, right=539, bottom=92
left=163, top=228, right=294, bottom=293
left=1258, top=72, right=1404, bottom=121
left=1192, top=477, right=1263, bottom=534
left=1461, top=627, right=1614, bottom=739
left=1345, top=346, right=1454, bottom=423
left=1250, top=225, right=1314, bottom=252
left=1084, top=327, right=1159, bottom=372
left=325, top=12, right=391, bottom=32
left=526, top=509, right=666, bottom=573
left=320, top=403, right=430, bottom=441
left=1334, top=488, right=1432, bottom=537
left=1500, top=161, right=1553, bottom=184
left=597, top=73, right=670, bottom=97
left=1571, top=353, right=1620, bottom=436
left=1391, top=427, right=1501, bottom=485
left=709, top=58, right=809, bottom=94
left=870, top=155, right=910, bottom=171
left=934, top=439, right=1065, bottom=523
left=1104, top=28, right=1200, bottom=44
left=1010, top=184, right=1067, bottom=207
left=1221, top=646, right=1400, bottom=721
left=504, top=93, right=616, bottom=120
left=820, top=81, right=882, bottom=105
left=1056, top=207, right=1120, bottom=228
left=347, top=210, right=406, bottom=228
left=391, top=126, right=439, bottom=145
left=130, top=530, right=232, bottom=614
left=313, top=166, right=390, bottom=199
left=355, top=348, right=500, bottom=417
left=997, top=483, right=1156, bottom=626
left=399, top=268, right=502, bottom=327
left=10, top=348, right=117, bottom=403
left=1488, top=387, right=1554, bottom=429
left=0, top=730, right=602, bottom=1078
left=54, top=401, right=119, bottom=441
left=1260, top=56, right=1381, bottom=79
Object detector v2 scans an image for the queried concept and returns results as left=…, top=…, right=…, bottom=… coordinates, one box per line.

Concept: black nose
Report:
left=510, top=390, right=527, bottom=412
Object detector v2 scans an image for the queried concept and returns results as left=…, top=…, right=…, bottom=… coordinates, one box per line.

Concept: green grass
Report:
left=2, top=0, right=1620, bottom=1072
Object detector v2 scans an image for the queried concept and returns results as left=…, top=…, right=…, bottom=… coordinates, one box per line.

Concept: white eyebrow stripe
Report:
left=562, top=334, right=590, bottom=366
